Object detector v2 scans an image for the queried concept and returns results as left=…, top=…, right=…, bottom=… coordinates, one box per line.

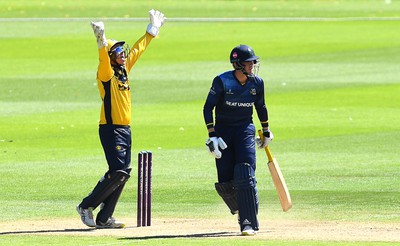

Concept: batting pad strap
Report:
left=215, top=181, right=238, bottom=215
left=124, top=167, right=132, bottom=175
left=234, top=163, right=256, bottom=189
left=108, top=170, right=131, bottom=183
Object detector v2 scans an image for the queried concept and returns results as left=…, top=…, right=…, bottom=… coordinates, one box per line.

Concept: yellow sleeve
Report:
left=126, top=32, right=154, bottom=73
left=97, top=46, right=114, bottom=82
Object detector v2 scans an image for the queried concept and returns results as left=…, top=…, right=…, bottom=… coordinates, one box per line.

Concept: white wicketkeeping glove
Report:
left=146, top=9, right=166, bottom=37
left=205, top=137, right=227, bottom=159
left=90, top=21, right=107, bottom=49
left=255, top=129, right=274, bottom=149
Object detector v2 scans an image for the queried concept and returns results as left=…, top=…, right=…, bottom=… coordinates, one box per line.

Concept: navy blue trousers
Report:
left=214, top=123, right=256, bottom=182
left=99, top=124, right=132, bottom=172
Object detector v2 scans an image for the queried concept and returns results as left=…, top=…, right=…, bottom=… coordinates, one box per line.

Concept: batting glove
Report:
left=255, top=129, right=274, bottom=149
left=146, top=9, right=166, bottom=37
left=90, top=21, right=108, bottom=49
left=206, top=137, right=227, bottom=159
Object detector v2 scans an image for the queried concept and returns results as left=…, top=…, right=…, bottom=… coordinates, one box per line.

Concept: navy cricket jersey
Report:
left=203, top=70, right=269, bottom=129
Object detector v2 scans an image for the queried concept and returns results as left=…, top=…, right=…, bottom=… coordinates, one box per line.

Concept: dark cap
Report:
left=230, top=44, right=259, bottom=63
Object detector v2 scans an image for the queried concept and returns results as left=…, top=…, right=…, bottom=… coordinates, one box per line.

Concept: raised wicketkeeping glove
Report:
left=255, top=129, right=274, bottom=149
left=206, top=137, right=227, bottom=159
left=146, top=9, right=166, bottom=37
left=90, top=21, right=107, bottom=49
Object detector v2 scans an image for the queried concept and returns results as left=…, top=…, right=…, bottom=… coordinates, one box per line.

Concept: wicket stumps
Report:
left=137, top=151, right=152, bottom=227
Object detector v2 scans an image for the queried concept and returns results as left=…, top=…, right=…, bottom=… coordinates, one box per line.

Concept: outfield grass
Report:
left=0, top=1, right=399, bottom=245
left=1, top=0, right=400, bottom=18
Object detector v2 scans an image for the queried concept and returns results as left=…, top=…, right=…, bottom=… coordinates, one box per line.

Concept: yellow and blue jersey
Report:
left=96, top=33, right=154, bottom=125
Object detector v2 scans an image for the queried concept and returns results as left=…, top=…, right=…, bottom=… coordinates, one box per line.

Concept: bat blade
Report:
left=267, top=157, right=292, bottom=212
left=258, top=130, right=292, bottom=212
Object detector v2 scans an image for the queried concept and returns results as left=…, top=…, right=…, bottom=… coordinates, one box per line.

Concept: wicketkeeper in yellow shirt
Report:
left=76, top=9, right=166, bottom=229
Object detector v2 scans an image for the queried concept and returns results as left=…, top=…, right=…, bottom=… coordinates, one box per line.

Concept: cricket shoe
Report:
left=76, top=205, right=96, bottom=227
left=241, top=225, right=257, bottom=236
left=96, top=217, right=126, bottom=229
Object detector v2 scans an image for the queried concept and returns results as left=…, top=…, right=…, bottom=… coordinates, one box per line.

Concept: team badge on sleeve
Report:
left=210, top=87, right=216, bottom=95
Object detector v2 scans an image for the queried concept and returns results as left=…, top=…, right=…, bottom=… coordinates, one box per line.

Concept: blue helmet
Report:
left=230, top=45, right=260, bottom=77
left=230, top=44, right=259, bottom=64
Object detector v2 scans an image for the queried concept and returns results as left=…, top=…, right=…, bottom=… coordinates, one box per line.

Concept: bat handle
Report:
left=258, top=129, right=274, bottom=162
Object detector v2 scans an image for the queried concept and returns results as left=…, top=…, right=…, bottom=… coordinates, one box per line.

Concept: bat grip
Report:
left=258, top=129, right=274, bottom=162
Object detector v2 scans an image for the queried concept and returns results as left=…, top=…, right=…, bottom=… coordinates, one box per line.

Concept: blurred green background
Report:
left=0, top=0, right=399, bottom=245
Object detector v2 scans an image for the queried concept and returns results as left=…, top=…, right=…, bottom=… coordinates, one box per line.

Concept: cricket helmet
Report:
left=107, top=39, right=130, bottom=60
left=107, top=39, right=125, bottom=55
left=230, top=44, right=260, bottom=77
left=230, top=44, right=259, bottom=64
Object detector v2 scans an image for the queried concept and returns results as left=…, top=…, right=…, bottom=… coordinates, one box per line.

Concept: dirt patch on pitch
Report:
left=0, top=218, right=399, bottom=242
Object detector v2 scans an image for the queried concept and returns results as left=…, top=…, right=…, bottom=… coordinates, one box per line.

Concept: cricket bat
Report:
left=258, top=130, right=292, bottom=212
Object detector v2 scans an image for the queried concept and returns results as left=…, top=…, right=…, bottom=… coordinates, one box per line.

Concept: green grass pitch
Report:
left=0, top=0, right=399, bottom=245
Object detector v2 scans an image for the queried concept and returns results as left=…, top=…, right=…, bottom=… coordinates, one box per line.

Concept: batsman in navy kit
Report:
left=203, top=44, right=274, bottom=236
left=76, top=9, right=166, bottom=229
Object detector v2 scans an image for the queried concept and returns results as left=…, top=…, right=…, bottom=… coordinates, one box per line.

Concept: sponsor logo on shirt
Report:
left=226, top=89, right=234, bottom=95
left=225, top=101, right=254, bottom=107
left=118, top=83, right=130, bottom=91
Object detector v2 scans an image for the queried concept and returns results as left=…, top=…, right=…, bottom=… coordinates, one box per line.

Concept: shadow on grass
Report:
left=121, top=231, right=237, bottom=240
left=0, top=228, right=96, bottom=235
left=0, top=229, right=237, bottom=239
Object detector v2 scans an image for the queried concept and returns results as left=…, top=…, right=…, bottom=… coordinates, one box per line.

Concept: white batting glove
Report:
left=146, top=9, right=166, bottom=37
left=255, top=129, right=274, bottom=149
left=217, top=137, right=227, bottom=150
left=205, top=137, right=227, bottom=159
left=90, top=21, right=107, bottom=49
